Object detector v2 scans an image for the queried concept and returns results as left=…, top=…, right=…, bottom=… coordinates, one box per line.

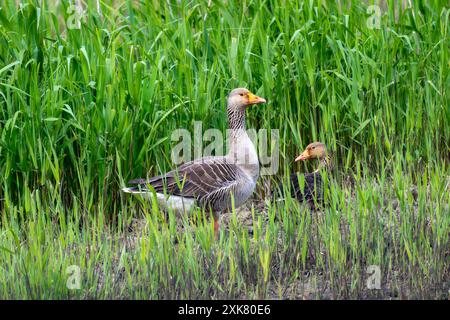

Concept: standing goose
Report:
left=122, top=88, right=267, bottom=235
left=281, top=142, right=333, bottom=209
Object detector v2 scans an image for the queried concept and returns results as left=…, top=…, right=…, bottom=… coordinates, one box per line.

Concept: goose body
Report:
left=122, top=154, right=257, bottom=213
left=280, top=142, right=332, bottom=209
left=122, top=88, right=266, bottom=226
left=287, top=171, right=324, bottom=206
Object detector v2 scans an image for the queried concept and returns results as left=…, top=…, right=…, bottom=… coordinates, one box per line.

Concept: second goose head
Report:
left=295, top=142, right=327, bottom=162
left=295, top=142, right=332, bottom=172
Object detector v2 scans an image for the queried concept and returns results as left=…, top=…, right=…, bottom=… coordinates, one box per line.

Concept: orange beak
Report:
left=246, top=92, right=266, bottom=106
left=295, top=151, right=309, bottom=162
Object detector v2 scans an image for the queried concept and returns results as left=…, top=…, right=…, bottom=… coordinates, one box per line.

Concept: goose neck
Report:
left=227, top=105, right=246, bottom=131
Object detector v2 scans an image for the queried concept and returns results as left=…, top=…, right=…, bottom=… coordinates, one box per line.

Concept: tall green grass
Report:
left=0, top=0, right=448, bottom=299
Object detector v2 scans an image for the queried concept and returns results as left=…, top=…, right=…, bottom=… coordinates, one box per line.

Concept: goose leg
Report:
left=213, top=214, right=220, bottom=240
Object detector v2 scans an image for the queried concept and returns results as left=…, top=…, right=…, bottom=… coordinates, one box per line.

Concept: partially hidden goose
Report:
left=280, top=142, right=333, bottom=209
left=122, top=88, right=267, bottom=235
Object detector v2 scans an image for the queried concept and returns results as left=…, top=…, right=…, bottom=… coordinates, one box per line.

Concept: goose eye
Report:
left=239, top=93, right=244, bottom=97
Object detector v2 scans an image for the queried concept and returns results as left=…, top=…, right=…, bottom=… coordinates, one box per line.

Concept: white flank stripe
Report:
left=122, top=188, right=195, bottom=213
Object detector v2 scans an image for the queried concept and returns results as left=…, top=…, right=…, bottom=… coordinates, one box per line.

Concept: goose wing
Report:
left=287, top=172, right=323, bottom=202
left=127, top=157, right=243, bottom=199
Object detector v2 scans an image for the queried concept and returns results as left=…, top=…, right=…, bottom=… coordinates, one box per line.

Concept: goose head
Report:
left=295, top=142, right=327, bottom=162
left=227, top=88, right=266, bottom=110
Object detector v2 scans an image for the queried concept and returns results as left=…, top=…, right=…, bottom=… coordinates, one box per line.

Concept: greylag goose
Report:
left=122, top=88, right=266, bottom=235
left=280, top=142, right=332, bottom=209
